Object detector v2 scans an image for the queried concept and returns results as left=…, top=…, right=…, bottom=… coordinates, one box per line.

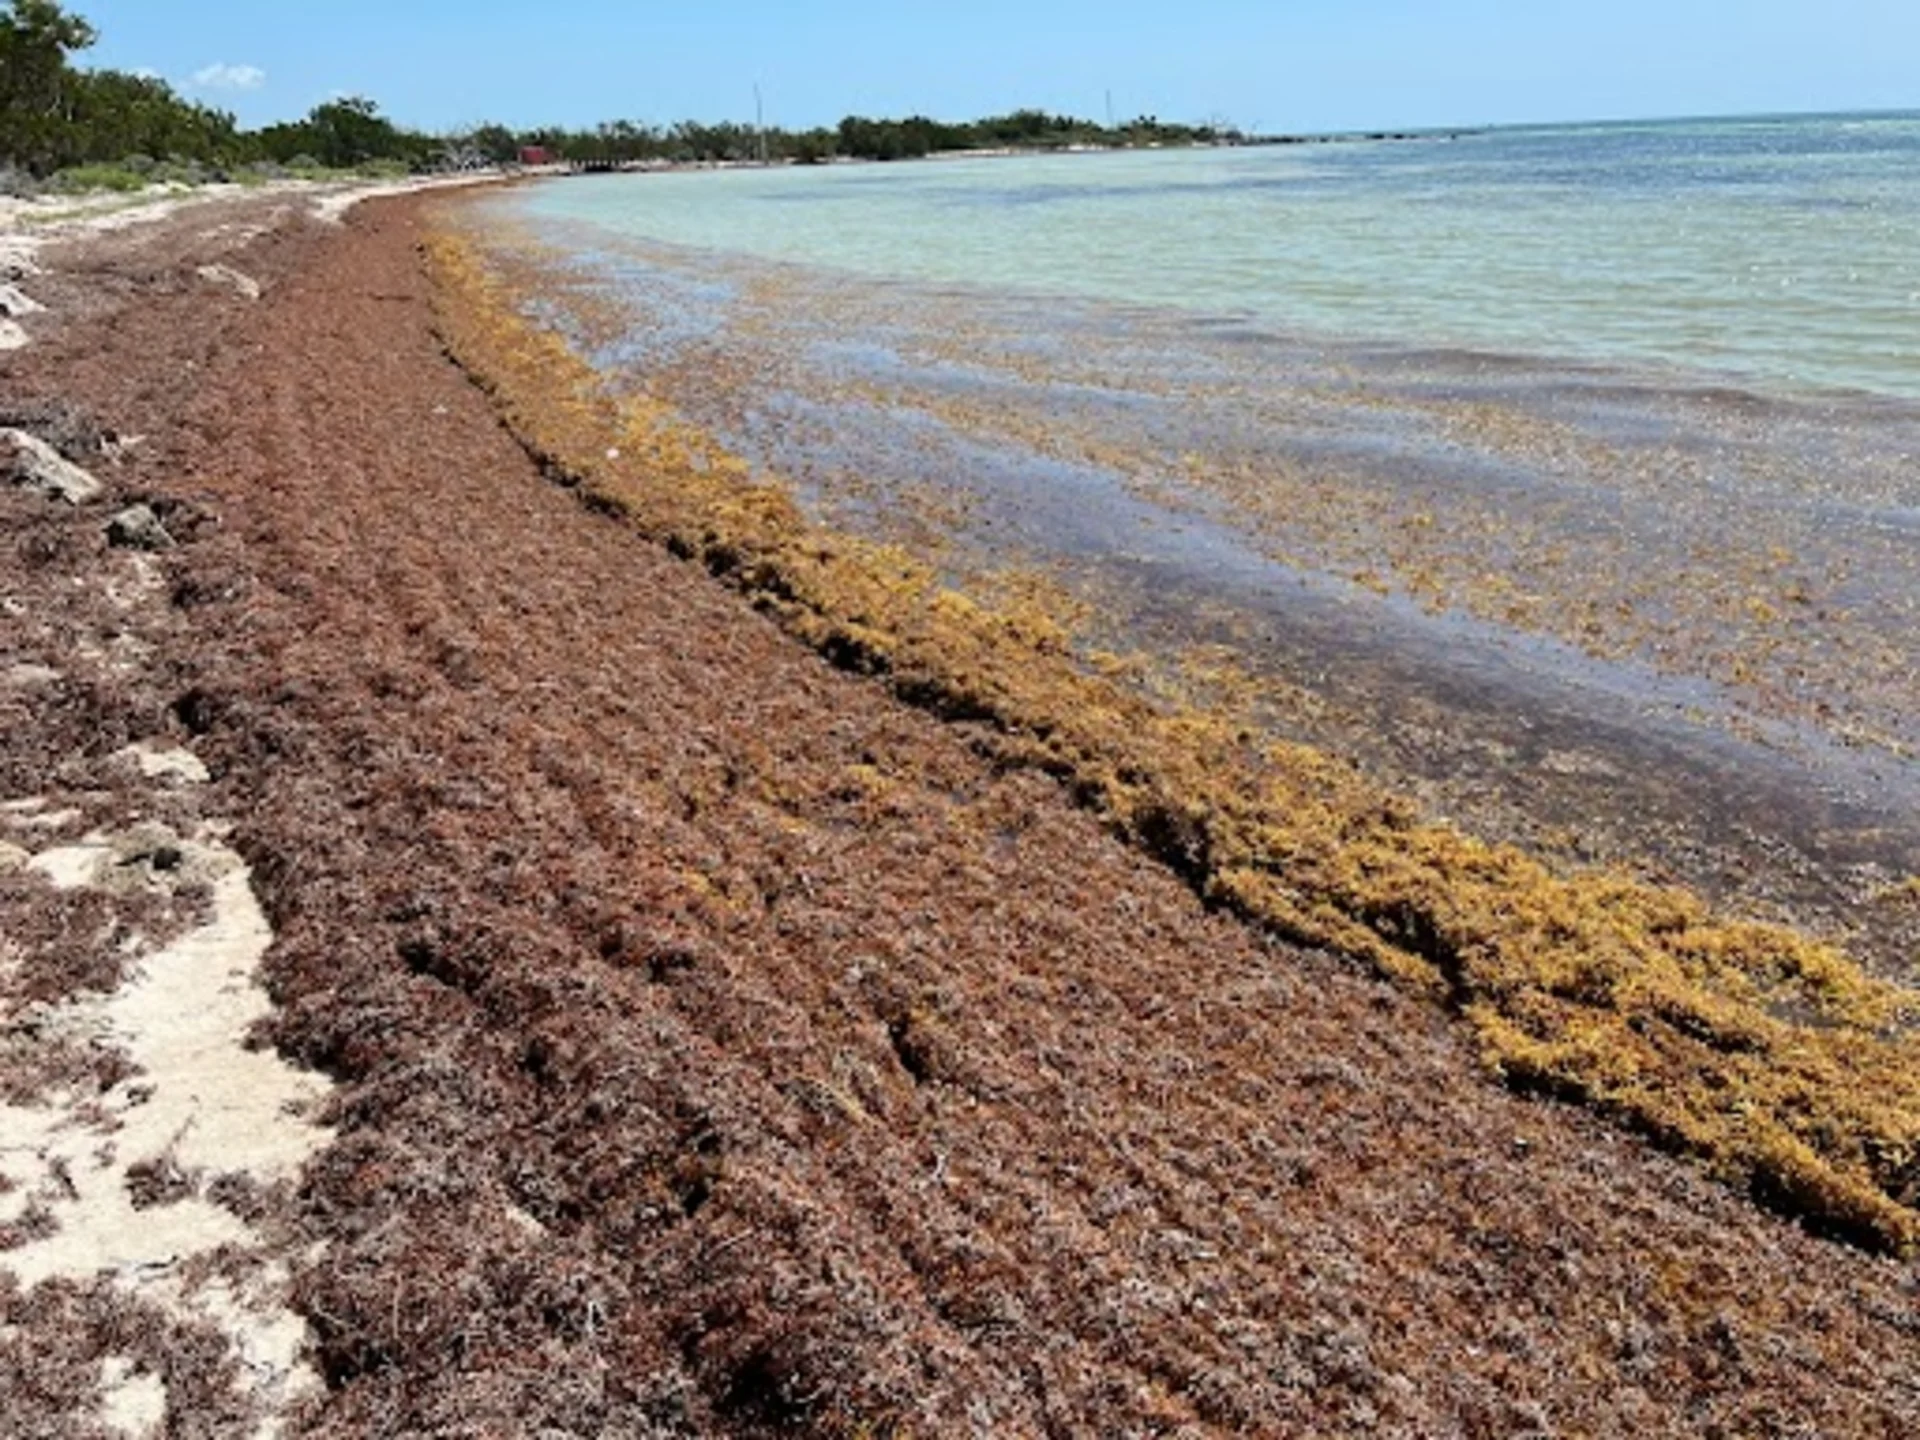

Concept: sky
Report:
left=69, top=1, right=1919, bottom=136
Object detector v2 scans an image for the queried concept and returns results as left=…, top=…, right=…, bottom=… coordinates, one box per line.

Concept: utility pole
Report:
left=754, top=83, right=768, bottom=165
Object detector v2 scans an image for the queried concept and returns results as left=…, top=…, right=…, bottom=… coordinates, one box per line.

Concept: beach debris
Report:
left=0, top=319, right=25, bottom=351
left=106, top=503, right=174, bottom=551
left=2, top=428, right=102, bottom=504
left=195, top=262, right=261, bottom=301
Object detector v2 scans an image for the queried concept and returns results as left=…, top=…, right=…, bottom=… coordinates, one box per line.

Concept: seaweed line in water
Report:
left=426, top=222, right=1920, bottom=1256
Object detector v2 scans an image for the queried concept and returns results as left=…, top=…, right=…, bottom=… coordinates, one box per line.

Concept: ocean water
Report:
left=510, top=113, right=1920, bottom=401
left=469, top=113, right=1920, bottom=940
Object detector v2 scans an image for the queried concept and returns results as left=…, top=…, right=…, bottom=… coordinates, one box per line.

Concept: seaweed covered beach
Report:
left=4, top=179, right=1920, bottom=1436
left=438, top=140, right=1920, bottom=1256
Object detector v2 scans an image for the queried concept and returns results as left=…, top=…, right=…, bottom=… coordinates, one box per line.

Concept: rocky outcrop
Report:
left=2, top=428, right=101, bottom=504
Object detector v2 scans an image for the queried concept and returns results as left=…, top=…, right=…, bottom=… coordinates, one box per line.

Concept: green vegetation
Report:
left=251, top=96, right=435, bottom=173
left=1, top=0, right=1241, bottom=194
left=43, top=160, right=144, bottom=192
left=1, top=2, right=241, bottom=180
left=465, top=110, right=1233, bottom=169
left=0, top=2, right=436, bottom=189
left=833, top=109, right=1228, bottom=161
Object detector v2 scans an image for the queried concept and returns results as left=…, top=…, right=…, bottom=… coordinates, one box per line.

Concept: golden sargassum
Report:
left=426, top=224, right=1920, bottom=1255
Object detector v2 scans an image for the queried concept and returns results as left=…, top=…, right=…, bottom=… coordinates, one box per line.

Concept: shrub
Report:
left=150, top=159, right=208, bottom=187
left=48, top=164, right=148, bottom=193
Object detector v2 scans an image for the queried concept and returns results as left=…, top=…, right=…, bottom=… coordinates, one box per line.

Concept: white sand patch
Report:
left=99, top=1355, right=168, bottom=1438
left=116, top=744, right=212, bottom=785
left=310, top=189, right=367, bottom=226
left=0, top=832, right=333, bottom=1432
left=25, top=837, right=116, bottom=889
left=12, top=807, right=83, bottom=831
left=0, top=211, right=44, bottom=282
left=1, top=182, right=303, bottom=244
left=195, top=216, right=279, bottom=248
left=191, top=1264, right=321, bottom=1430
left=13, top=186, right=242, bottom=239
left=0, top=175, right=497, bottom=363
left=310, top=170, right=498, bottom=226
left=3, top=662, right=61, bottom=688
left=504, top=1202, right=550, bottom=1238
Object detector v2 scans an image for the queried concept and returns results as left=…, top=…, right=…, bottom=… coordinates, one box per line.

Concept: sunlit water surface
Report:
left=514, top=113, right=1920, bottom=400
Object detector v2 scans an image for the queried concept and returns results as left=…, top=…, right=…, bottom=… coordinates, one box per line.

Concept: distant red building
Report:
left=518, top=146, right=554, bottom=167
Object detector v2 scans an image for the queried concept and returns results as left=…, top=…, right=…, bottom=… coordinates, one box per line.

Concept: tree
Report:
left=67, top=68, right=238, bottom=166
left=467, top=123, right=519, bottom=166
left=304, top=96, right=403, bottom=168
left=0, top=0, right=97, bottom=173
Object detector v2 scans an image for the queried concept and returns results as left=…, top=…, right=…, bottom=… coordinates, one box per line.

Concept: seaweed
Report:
left=427, top=223, right=1920, bottom=1256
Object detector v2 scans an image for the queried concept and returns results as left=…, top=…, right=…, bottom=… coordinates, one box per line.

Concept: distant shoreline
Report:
left=539, top=127, right=1477, bottom=177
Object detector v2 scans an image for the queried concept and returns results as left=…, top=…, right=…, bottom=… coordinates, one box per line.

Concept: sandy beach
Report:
left=3, top=186, right=1920, bottom=1436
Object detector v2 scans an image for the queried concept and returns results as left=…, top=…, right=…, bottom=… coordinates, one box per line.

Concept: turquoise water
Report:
left=512, top=113, right=1920, bottom=401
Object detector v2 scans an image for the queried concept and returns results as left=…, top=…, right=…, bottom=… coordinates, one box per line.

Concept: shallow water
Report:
left=465, top=118, right=1920, bottom=958
left=513, top=114, right=1920, bottom=401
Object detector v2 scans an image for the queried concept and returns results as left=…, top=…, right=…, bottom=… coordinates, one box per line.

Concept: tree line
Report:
left=1, top=1, right=1242, bottom=187
left=510, top=110, right=1235, bottom=168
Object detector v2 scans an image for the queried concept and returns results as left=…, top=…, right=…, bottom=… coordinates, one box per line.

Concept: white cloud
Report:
left=191, top=63, right=266, bottom=92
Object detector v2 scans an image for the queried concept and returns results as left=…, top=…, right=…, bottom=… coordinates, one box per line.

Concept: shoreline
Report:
left=434, top=208, right=1920, bottom=1253
left=543, top=126, right=1472, bottom=175
left=460, top=198, right=1920, bottom=968
left=2, top=189, right=1919, bottom=1432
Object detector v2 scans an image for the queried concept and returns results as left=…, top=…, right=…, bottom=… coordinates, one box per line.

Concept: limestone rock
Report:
left=2, top=429, right=101, bottom=504
left=0, top=283, right=44, bottom=318
left=106, top=503, right=174, bottom=551
left=196, top=263, right=261, bottom=301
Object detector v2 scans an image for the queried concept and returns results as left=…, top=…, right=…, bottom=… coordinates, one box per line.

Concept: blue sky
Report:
left=71, top=1, right=1917, bottom=135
